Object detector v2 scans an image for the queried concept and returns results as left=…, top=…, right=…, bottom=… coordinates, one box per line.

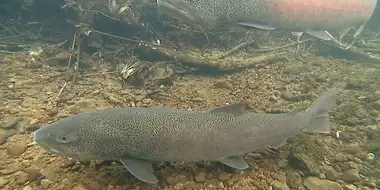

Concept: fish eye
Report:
left=59, top=135, right=69, bottom=143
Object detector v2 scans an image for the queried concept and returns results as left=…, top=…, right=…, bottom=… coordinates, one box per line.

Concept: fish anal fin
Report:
left=305, top=30, right=331, bottom=41
left=120, top=157, right=159, bottom=184
left=237, top=22, right=276, bottom=30
left=209, top=103, right=245, bottom=116
left=220, top=156, right=249, bottom=169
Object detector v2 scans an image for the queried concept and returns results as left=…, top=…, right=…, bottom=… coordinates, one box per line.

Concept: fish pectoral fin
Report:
left=209, top=103, right=245, bottom=116
left=220, top=156, right=249, bottom=169
left=305, top=30, right=332, bottom=41
left=119, top=157, right=159, bottom=184
left=236, top=22, right=276, bottom=30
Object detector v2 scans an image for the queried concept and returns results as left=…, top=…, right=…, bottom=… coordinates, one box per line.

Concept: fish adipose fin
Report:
left=220, top=156, right=249, bottom=169
left=303, top=88, right=340, bottom=134
left=120, top=157, right=159, bottom=184
left=237, top=22, right=276, bottom=30
left=209, top=103, right=245, bottom=116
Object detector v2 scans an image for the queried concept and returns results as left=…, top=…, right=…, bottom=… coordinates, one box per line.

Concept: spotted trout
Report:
left=156, top=0, right=377, bottom=40
left=34, top=88, right=340, bottom=183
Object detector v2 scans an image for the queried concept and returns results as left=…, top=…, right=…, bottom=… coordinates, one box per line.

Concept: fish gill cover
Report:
left=0, top=0, right=380, bottom=189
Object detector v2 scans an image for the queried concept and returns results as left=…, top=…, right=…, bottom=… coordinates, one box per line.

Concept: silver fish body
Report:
left=157, top=0, right=377, bottom=40
left=34, top=88, right=340, bottom=183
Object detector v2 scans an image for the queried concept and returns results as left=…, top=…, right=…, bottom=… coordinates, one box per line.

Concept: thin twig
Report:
left=55, top=82, right=67, bottom=101
left=72, top=37, right=81, bottom=83
left=67, top=32, right=77, bottom=71
left=252, top=38, right=314, bottom=53
left=218, top=40, right=255, bottom=59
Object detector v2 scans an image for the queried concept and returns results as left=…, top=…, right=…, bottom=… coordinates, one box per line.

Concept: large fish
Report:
left=156, top=0, right=377, bottom=40
left=34, top=88, right=340, bottom=183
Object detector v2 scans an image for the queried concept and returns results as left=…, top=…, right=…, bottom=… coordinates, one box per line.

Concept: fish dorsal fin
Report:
left=209, top=103, right=245, bottom=116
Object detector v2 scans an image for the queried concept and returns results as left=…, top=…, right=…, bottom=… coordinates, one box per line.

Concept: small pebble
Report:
left=218, top=181, right=225, bottom=188
left=40, top=179, right=51, bottom=189
left=6, top=143, right=28, bottom=156
left=25, top=124, right=40, bottom=132
left=325, top=167, right=339, bottom=181
left=0, top=135, right=6, bottom=145
left=194, top=172, right=206, bottom=183
left=1, top=117, right=22, bottom=129
left=21, top=160, right=31, bottom=168
left=23, top=185, right=34, bottom=190
left=73, top=183, right=88, bottom=190
left=0, top=165, right=18, bottom=175
left=218, top=172, right=231, bottom=181
left=0, top=177, right=9, bottom=188
left=281, top=92, right=294, bottom=101
left=16, top=171, right=29, bottom=184
left=29, top=119, right=39, bottom=125
left=26, top=168, right=43, bottom=182
left=341, top=169, right=360, bottom=183
left=61, top=159, right=76, bottom=168
left=335, top=153, right=347, bottom=162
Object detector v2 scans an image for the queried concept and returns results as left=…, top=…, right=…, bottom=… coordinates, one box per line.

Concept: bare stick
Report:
left=218, top=40, right=255, bottom=59
left=67, top=32, right=77, bottom=71
left=252, top=38, right=314, bottom=53
left=55, top=82, right=67, bottom=101
left=72, top=38, right=81, bottom=83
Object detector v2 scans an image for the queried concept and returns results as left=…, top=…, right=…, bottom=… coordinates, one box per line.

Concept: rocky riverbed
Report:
left=1, top=51, right=380, bottom=190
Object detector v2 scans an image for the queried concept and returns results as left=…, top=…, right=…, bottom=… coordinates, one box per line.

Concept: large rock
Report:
left=271, top=180, right=290, bottom=190
left=303, top=176, right=343, bottom=190
left=341, top=169, right=360, bottom=183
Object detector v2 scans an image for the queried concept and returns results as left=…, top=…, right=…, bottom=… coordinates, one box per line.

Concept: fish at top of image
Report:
left=33, top=88, right=340, bottom=184
left=156, top=0, right=378, bottom=41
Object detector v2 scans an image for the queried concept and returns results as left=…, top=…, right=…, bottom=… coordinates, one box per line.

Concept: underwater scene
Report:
left=1, top=0, right=380, bottom=189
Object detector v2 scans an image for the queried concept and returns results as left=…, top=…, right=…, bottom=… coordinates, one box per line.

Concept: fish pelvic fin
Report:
left=220, top=156, right=249, bottom=169
left=302, top=88, right=340, bottom=134
left=120, top=157, right=159, bottom=184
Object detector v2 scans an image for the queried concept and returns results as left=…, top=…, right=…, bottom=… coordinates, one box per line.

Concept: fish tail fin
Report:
left=303, top=88, right=340, bottom=134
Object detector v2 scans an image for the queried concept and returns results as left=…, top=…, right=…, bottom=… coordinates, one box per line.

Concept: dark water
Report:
left=369, top=0, right=380, bottom=29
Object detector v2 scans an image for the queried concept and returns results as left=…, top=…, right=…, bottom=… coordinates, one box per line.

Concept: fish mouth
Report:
left=33, top=130, right=64, bottom=155
left=156, top=0, right=198, bottom=23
